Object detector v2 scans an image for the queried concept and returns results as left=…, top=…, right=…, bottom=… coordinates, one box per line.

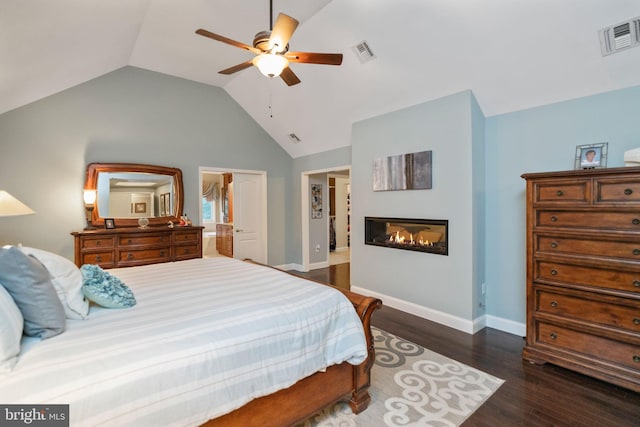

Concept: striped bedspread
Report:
left=0, top=257, right=368, bottom=426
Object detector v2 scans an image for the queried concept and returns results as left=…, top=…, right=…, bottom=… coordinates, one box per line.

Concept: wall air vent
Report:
left=599, top=16, right=640, bottom=56
left=352, top=40, right=375, bottom=63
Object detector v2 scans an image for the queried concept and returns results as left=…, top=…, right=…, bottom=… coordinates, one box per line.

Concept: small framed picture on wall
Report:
left=574, top=143, right=608, bottom=170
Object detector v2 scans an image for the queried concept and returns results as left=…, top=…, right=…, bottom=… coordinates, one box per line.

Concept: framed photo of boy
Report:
left=104, top=218, right=116, bottom=229
left=574, top=143, right=608, bottom=170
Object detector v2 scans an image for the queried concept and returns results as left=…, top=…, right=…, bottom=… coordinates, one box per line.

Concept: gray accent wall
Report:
left=0, top=66, right=292, bottom=265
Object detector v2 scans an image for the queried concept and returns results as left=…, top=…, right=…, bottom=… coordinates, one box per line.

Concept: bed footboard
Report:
left=202, top=287, right=382, bottom=427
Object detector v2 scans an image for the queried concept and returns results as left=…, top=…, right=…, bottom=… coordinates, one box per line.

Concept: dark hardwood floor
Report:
left=290, top=263, right=640, bottom=427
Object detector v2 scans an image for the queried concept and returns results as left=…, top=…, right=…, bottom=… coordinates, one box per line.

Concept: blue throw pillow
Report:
left=80, top=264, right=136, bottom=309
left=0, top=246, right=66, bottom=339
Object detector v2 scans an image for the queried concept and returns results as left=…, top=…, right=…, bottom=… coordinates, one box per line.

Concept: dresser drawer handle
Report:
left=634, top=280, right=640, bottom=288
left=634, top=355, right=640, bottom=363
left=550, top=242, right=558, bottom=248
left=633, top=318, right=640, bottom=326
left=633, top=219, right=640, bottom=225
left=127, top=239, right=132, bottom=244
left=556, top=190, right=563, bottom=196
left=95, top=255, right=102, bottom=262
left=96, top=240, right=101, bottom=246
left=160, top=251, right=165, bottom=257
left=550, top=269, right=558, bottom=276
left=550, top=216, right=558, bottom=222
left=127, top=253, right=134, bottom=260
left=550, top=301, right=558, bottom=308
left=550, top=332, right=557, bottom=340
left=634, top=249, right=640, bottom=256
left=624, top=188, right=633, bottom=196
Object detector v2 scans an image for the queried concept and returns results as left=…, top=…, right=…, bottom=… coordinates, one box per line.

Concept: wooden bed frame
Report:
left=202, top=284, right=382, bottom=427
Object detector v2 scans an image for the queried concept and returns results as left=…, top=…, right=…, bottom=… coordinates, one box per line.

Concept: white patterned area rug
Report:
left=299, top=328, right=504, bottom=427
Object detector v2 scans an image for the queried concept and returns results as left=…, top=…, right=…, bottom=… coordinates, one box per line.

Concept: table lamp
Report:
left=0, top=190, right=35, bottom=217
left=83, top=189, right=97, bottom=230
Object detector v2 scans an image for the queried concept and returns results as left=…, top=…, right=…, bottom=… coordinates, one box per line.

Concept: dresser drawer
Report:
left=536, top=322, right=640, bottom=372
left=536, top=210, right=640, bottom=231
left=174, top=244, right=199, bottom=260
left=537, top=235, right=640, bottom=260
left=596, top=178, right=640, bottom=204
left=173, top=230, right=200, bottom=243
left=80, top=251, right=115, bottom=268
left=533, top=180, right=590, bottom=204
left=118, top=247, right=171, bottom=265
left=119, top=233, right=171, bottom=247
left=535, top=260, right=640, bottom=294
left=80, top=236, right=114, bottom=249
left=536, top=288, right=640, bottom=333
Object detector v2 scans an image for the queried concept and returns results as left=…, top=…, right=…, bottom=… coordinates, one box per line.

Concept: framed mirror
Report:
left=85, top=163, right=183, bottom=228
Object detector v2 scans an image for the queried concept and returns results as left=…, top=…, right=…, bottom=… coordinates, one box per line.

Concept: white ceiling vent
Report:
left=599, top=17, right=640, bottom=56
left=352, top=40, right=375, bottom=63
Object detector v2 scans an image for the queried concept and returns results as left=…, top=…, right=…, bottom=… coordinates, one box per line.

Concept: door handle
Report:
left=235, top=229, right=243, bottom=233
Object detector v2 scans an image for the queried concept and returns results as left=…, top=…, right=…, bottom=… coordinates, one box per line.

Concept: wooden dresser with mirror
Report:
left=72, top=162, right=202, bottom=268
left=522, top=166, right=640, bottom=392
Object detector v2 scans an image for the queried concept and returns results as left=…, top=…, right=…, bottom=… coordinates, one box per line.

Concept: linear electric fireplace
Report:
left=365, top=216, right=448, bottom=255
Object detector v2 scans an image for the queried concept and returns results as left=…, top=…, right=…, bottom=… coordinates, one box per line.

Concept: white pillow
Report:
left=0, top=284, right=23, bottom=372
left=20, top=246, right=89, bottom=320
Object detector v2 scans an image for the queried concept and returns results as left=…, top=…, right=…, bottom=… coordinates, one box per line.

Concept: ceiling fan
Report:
left=195, top=1, right=342, bottom=86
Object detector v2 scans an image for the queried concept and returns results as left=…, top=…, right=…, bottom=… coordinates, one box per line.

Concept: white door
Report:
left=232, top=172, right=266, bottom=264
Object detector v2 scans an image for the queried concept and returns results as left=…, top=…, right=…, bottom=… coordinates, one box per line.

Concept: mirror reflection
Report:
left=96, top=172, right=175, bottom=219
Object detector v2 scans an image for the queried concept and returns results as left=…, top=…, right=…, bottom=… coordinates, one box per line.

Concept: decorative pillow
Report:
left=80, top=264, right=136, bottom=309
left=0, top=284, right=24, bottom=372
left=20, top=246, right=89, bottom=320
left=0, top=246, right=65, bottom=339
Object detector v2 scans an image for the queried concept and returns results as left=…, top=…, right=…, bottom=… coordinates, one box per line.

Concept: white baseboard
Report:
left=275, top=263, right=302, bottom=271
left=352, top=286, right=525, bottom=337
left=309, top=261, right=329, bottom=270
left=486, top=314, right=526, bottom=337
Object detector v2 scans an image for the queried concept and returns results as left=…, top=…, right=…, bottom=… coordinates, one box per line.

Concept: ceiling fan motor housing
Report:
left=253, top=31, right=288, bottom=53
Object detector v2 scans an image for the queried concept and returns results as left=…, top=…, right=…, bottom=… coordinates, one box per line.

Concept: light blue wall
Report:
left=351, top=91, right=481, bottom=323
left=485, top=85, right=640, bottom=325
left=471, top=95, right=486, bottom=319
left=290, top=146, right=351, bottom=264
left=0, top=67, right=293, bottom=265
left=308, top=173, right=329, bottom=264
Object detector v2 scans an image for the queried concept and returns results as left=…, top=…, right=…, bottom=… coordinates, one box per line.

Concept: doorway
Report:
left=199, top=167, right=268, bottom=264
left=301, top=166, right=350, bottom=272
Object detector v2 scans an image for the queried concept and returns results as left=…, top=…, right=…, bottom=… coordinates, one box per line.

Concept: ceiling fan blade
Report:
left=285, top=51, right=343, bottom=66
left=218, top=60, right=254, bottom=75
left=196, top=29, right=262, bottom=54
left=268, top=13, right=299, bottom=53
left=280, top=66, right=301, bottom=86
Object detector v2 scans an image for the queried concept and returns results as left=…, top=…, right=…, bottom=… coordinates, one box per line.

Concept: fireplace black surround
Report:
left=365, top=216, right=448, bottom=255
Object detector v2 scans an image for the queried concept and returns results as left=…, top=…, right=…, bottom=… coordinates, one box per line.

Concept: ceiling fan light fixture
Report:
left=253, top=53, right=288, bottom=77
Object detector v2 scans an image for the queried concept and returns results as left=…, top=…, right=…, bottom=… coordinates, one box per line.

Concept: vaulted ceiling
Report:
left=2, top=1, right=639, bottom=158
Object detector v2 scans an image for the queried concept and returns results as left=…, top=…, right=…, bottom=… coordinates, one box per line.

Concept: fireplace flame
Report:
left=389, top=231, right=433, bottom=247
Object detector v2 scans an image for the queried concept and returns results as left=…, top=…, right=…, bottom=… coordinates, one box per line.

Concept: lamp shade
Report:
left=253, top=53, right=288, bottom=77
left=83, top=189, right=97, bottom=205
left=0, top=191, right=35, bottom=217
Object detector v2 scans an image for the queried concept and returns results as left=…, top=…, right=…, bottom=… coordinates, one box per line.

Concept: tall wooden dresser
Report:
left=522, top=167, right=640, bottom=391
left=71, top=226, right=203, bottom=269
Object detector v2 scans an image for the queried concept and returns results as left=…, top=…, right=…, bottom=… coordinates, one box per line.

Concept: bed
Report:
left=0, top=255, right=381, bottom=427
